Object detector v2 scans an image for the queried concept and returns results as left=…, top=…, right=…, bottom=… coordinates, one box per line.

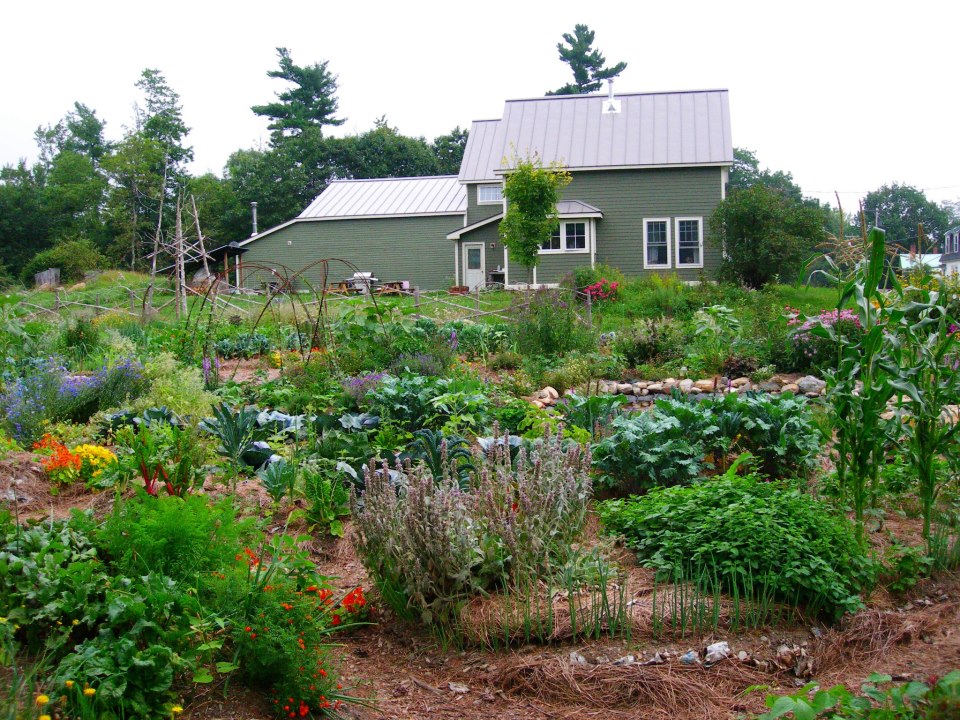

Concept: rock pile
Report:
left=593, top=374, right=827, bottom=398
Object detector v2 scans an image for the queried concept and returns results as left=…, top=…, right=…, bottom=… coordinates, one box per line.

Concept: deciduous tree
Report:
left=858, top=183, right=950, bottom=251
left=711, top=183, right=826, bottom=288
left=499, top=154, right=571, bottom=281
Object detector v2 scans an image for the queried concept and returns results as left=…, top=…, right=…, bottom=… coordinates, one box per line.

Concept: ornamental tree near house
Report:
left=499, top=153, right=571, bottom=284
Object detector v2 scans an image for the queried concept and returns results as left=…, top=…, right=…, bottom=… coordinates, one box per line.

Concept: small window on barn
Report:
left=478, top=184, right=503, bottom=204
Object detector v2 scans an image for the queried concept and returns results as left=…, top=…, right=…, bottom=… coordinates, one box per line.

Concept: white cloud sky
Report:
left=2, top=0, right=958, bottom=209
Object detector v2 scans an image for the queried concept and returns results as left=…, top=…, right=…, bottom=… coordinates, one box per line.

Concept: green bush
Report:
left=130, top=352, right=216, bottom=418
left=511, top=289, right=594, bottom=358
left=598, top=475, right=875, bottom=619
left=611, top=317, right=686, bottom=368
left=564, top=263, right=626, bottom=291
left=22, top=239, right=107, bottom=285
left=97, top=494, right=254, bottom=580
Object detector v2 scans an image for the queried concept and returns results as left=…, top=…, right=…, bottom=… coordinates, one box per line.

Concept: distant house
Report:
left=899, top=252, right=942, bottom=275
left=942, top=226, right=960, bottom=276
left=239, top=87, right=733, bottom=291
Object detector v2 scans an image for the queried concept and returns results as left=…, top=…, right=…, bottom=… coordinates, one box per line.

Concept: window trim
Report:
left=539, top=220, right=591, bottom=255
left=643, top=217, right=672, bottom=269
left=674, top=216, right=704, bottom=269
left=477, top=184, right=503, bottom=205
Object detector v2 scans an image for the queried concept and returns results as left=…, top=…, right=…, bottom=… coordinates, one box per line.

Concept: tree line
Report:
left=0, top=48, right=467, bottom=284
left=1, top=26, right=956, bottom=288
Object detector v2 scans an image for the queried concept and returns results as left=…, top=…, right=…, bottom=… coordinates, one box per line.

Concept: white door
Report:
left=462, top=242, right=485, bottom=289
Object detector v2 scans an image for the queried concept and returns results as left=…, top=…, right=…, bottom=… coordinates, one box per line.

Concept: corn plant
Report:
left=810, top=228, right=898, bottom=537
left=887, top=269, right=960, bottom=547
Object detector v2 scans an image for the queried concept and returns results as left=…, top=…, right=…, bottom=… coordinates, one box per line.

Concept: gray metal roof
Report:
left=557, top=200, right=602, bottom=217
left=299, top=175, right=466, bottom=218
left=459, top=89, right=733, bottom=182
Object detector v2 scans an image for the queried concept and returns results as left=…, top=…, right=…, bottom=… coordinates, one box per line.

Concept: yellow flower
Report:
left=72, top=618, right=80, bottom=625
left=171, top=705, right=184, bottom=714
left=65, top=680, right=75, bottom=688
left=36, top=694, right=50, bottom=706
left=83, top=687, right=96, bottom=697
left=40, top=715, right=51, bottom=720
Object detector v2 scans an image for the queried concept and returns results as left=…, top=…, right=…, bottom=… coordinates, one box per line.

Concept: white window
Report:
left=643, top=218, right=671, bottom=268
left=540, top=221, right=590, bottom=254
left=477, top=184, right=503, bottom=204
left=675, top=217, right=703, bottom=268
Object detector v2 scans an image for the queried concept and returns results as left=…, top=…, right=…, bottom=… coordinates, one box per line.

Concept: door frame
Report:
left=462, top=242, right=486, bottom=289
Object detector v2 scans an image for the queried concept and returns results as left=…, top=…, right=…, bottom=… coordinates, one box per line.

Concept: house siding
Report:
left=535, top=253, right=589, bottom=284
left=467, top=184, right=503, bottom=224
left=455, top=222, right=503, bottom=285
left=566, top=167, right=723, bottom=281
left=458, top=166, right=724, bottom=283
left=241, top=215, right=463, bottom=291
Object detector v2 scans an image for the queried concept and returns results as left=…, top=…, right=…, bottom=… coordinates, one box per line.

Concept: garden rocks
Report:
left=554, top=374, right=827, bottom=407
left=797, top=376, right=827, bottom=395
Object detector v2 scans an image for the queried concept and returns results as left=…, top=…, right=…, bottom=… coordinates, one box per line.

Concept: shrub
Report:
left=97, top=494, right=253, bottom=581
left=564, top=263, right=626, bottom=292
left=598, top=475, right=876, bottom=619
left=354, top=428, right=591, bottom=626
left=787, top=307, right=863, bottom=372
left=21, top=238, right=106, bottom=285
left=58, top=316, right=101, bottom=364
left=389, top=352, right=447, bottom=377
left=1, top=356, right=67, bottom=442
left=611, top=317, right=685, bottom=368
left=511, top=289, right=594, bottom=358
left=489, top=350, right=522, bottom=371
left=130, top=352, right=216, bottom=418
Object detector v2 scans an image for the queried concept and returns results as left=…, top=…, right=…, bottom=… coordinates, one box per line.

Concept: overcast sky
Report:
left=2, top=0, right=957, bottom=210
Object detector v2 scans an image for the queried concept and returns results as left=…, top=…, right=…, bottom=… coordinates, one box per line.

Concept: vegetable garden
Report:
left=3, top=229, right=960, bottom=719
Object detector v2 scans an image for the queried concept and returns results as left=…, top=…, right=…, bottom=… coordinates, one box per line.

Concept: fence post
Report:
left=414, top=286, right=420, bottom=317
left=129, top=289, right=136, bottom=313
left=55, top=290, right=61, bottom=313
left=585, top=291, right=592, bottom=327
left=475, top=286, right=481, bottom=311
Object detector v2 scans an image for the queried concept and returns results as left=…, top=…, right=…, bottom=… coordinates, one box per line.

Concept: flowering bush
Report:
left=0, top=357, right=147, bottom=442
left=787, top=306, right=863, bottom=371
left=222, top=543, right=368, bottom=718
left=583, top=278, right=620, bottom=303
left=342, top=372, right=386, bottom=408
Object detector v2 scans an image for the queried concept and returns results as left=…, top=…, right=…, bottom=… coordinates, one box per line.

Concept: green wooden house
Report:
left=239, top=87, right=733, bottom=291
